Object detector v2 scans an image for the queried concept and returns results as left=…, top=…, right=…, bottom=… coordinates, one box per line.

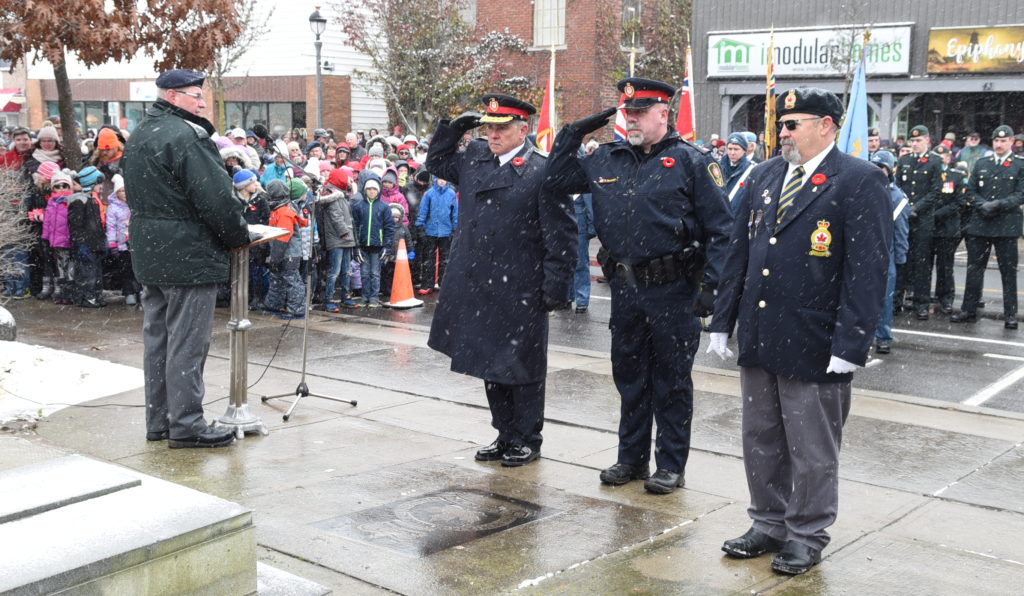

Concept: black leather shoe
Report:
left=915, top=308, right=929, bottom=320
left=644, top=468, right=685, bottom=494
left=146, top=430, right=169, bottom=441
left=722, top=527, right=786, bottom=559
left=940, top=301, right=954, bottom=314
left=500, top=444, right=540, bottom=467
left=474, top=440, right=508, bottom=461
left=950, top=311, right=977, bottom=323
left=770, top=540, right=822, bottom=575
left=168, top=428, right=235, bottom=449
left=874, top=341, right=891, bottom=354
left=599, top=462, right=650, bottom=485
left=1006, top=316, right=1018, bottom=330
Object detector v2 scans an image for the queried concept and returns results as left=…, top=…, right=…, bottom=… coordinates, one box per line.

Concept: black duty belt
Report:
left=597, top=243, right=703, bottom=286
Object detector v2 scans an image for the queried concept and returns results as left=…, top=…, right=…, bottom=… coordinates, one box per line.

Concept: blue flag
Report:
left=838, top=58, right=868, bottom=159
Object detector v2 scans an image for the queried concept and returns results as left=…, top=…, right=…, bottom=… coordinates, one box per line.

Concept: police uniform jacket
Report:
left=425, top=122, right=576, bottom=384
left=895, top=152, right=943, bottom=228
left=122, top=100, right=250, bottom=286
left=964, top=154, right=1024, bottom=237
left=544, top=125, right=733, bottom=298
left=933, top=166, right=967, bottom=238
left=709, top=147, right=891, bottom=383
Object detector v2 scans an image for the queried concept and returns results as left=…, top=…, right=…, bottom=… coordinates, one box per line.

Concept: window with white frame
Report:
left=533, top=0, right=565, bottom=49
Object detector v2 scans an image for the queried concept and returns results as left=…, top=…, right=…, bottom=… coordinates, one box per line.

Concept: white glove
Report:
left=706, top=332, right=734, bottom=360
left=825, top=356, right=858, bottom=374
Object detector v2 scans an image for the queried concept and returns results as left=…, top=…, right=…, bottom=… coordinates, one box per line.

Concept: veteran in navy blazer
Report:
left=708, top=87, right=891, bottom=575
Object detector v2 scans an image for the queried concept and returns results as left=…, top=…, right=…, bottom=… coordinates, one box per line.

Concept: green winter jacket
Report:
left=122, top=99, right=249, bottom=285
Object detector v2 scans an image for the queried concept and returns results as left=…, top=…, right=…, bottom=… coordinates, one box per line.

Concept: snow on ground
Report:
left=0, top=341, right=143, bottom=420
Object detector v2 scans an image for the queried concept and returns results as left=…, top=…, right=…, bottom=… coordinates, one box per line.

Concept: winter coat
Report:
left=121, top=99, right=249, bottom=286
left=268, top=201, right=308, bottom=261
left=42, top=194, right=71, bottom=248
left=106, top=193, right=131, bottom=252
left=260, top=163, right=289, bottom=187
left=67, top=191, right=107, bottom=251
left=351, top=174, right=395, bottom=249
left=238, top=189, right=270, bottom=226
left=415, top=179, right=458, bottom=237
left=380, top=167, right=410, bottom=226
left=319, top=186, right=356, bottom=249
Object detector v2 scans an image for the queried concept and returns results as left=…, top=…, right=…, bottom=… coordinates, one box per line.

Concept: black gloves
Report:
left=542, top=294, right=571, bottom=312
left=978, top=200, right=1000, bottom=217
left=568, top=107, right=617, bottom=136
left=694, top=284, right=717, bottom=317
left=450, top=111, right=482, bottom=133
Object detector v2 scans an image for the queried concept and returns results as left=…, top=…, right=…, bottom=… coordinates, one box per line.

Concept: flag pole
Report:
left=764, top=26, right=777, bottom=158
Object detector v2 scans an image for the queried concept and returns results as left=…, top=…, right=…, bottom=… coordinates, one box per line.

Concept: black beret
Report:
left=479, top=93, right=536, bottom=124
left=776, top=87, right=843, bottom=124
left=155, top=69, right=206, bottom=89
left=993, top=124, right=1014, bottom=139
left=617, top=77, right=677, bottom=109
left=909, top=125, right=930, bottom=139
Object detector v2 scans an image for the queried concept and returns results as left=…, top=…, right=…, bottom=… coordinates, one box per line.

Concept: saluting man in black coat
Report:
left=425, top=94, right=576, bottom=467
left=708, top=87, right=891, bottom=575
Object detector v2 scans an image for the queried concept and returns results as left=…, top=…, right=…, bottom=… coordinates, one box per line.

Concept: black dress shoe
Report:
left=940, top=301, right=954, bottom=314
left=146, top=430, right=169, bottom=441
left=916, top=308, right=929, bottom=320
left=722, top=527, right=786, bottom=559
left=770, top=540, right=822, bottom=575
left=474, top=440, right=508, bottom=461
left=599, top=462, right=650, bottom=485
left=500, top=444, right=540, bottom=467
left=950, top=311, right=977, bottom=323
left=168, top=428, right=235, bottom=449
left=1006, top=316, right=1018, bottom=330
left=644, top=469, right=685, bottom=494
left=874, top=341, right=891, bottom=354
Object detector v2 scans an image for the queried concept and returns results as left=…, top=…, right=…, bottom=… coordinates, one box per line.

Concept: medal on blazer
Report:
left=809, top=219, right=832, bottom=257
left=762, top=189, right=771, bottom=205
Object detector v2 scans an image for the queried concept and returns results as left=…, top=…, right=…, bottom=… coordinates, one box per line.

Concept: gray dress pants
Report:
left=739, top=365, right=852, bottom=550
left=142, top=284, right=217, bottom=439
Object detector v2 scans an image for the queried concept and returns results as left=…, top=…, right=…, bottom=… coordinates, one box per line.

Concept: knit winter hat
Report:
left=36, top=160, right=60, bottom=180
left=36, top=126, right=60, bottom=143
left=111, top=174, right=125, bottom=194
left=326, top=168, right=350, bottom=190
left=367, top=158, right=388, bottom=177
left=266, top=179, right=289, bottom=200
left=97, top=128, right=121, bottom=150
left=50, top=170, right=73, bottom=187
left=288, top=178, right=308, bottom=201
left=233, top=169, right=257, bottom=189
left=363, top=179, right=381, bottom=193
left=381, top=169, right=398, bottom=185
left=368, top=144, right=384, bottom=158
left=76, top=165, right=103, bottom=190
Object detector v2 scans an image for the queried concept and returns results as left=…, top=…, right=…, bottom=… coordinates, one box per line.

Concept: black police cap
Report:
left=155, top=69, right=206, bottom=90
left=479, top=93, right=536, bottom=124
left=776, top=87, right=843, bottom=124
left=617, top=77, right=676, bottom=109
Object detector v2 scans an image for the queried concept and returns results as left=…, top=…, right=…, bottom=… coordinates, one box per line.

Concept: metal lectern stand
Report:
left=213, top=240, right=270, bottom=439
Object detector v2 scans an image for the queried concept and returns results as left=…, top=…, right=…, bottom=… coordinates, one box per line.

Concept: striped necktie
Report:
left=776, top=165, right=805, bottom=224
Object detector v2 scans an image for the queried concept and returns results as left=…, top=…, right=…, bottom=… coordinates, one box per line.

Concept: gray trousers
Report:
left=739, top=365, right=851, bottom=550
left=142, top=284, right=217, bottom=439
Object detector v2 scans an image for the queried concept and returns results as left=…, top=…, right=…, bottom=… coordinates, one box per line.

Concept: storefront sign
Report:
left=129, top=81, right=158, bottom=102
left=927, top=26, right=1024, bottom=74
left=707, top=25, right=911, bottom=78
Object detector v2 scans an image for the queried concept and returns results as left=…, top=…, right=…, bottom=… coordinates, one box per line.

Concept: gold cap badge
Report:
left=784, top=90, right=797, bottom=110
left=623, top=83, right=635, bottom=98
left=488, top=98, right=499, bottom=112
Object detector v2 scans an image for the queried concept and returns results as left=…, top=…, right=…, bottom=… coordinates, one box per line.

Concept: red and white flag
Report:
left=675, top=48, right=696, bottom=141
left=536, top=47, right=556, bottom=151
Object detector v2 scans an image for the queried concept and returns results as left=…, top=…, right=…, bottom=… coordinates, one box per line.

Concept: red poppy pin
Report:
left=1004, top=161, right=1011, bottom=168
left=811, top=173, right=827, bottom=185
left=919, top=157, right=928, bottom=163
left=739, top=182, right=745, bottom=188
left=662, top=157, right=675, bottom=168
left=512, top=157, right=524, bottom=167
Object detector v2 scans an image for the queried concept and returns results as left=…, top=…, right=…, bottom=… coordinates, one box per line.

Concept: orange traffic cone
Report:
left=386, top=238, right=424, bottom=309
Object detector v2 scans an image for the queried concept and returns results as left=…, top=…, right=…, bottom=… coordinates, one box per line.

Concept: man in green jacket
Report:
left=122, top=69, right=250, bottom=448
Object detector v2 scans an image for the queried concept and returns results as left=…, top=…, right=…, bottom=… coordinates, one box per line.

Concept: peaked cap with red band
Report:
left=617, top=77, right=676, bottom=109
left=479, top=93, right=537, bottom=124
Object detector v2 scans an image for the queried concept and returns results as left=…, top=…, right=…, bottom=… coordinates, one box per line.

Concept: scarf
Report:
left=33, top=147, right=62, bottom=164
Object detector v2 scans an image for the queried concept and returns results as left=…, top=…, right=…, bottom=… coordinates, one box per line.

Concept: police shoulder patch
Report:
left=708, top=161, right=726, bottom=187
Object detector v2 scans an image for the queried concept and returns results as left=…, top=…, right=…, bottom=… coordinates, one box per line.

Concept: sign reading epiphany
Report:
left=707, top=25, right=911, bottom=78
left=928, top=26, right=1024, bottom=74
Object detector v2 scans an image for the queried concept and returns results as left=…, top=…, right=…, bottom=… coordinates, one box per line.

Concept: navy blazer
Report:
left=710, top=147, right=892, bottom=383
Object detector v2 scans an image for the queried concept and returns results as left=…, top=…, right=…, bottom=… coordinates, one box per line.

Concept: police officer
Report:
left=707, top=87, right=890, bottom=575
left=951, top=125, right=1024, bottom=329
left=895, top=125, right=943, bottom=320
left=544, top=78, right=733, bottom=495
left=425, top=94, right=576, bottom=467
left=930, top=144, right=967, bottom=314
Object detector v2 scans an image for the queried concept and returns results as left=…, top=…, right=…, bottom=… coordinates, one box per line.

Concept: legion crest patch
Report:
left=809, top=219, right=832, bottom=257
left=708, top=162, right=725, bottom=187
left=784, top=90, right=797, bottom=110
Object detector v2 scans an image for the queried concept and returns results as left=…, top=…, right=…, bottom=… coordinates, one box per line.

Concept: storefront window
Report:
left=84, top=101, right=105, bottom=131
left=268, top=103, right=292, bottom=136
left=123, top=102, right=148, bottom=132
left=292, top=102, right=306, bottom=130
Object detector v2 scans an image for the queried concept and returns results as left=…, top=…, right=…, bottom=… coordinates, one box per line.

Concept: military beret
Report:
left=776, top=87, right=843, bottom=124
left=726, top=133, right=746, bottom=147
left=154, top=68, right=206, bottom=89
left=909, top=125, right=930, bottom=139
left=992, top=124, right=1014, bottom=139
left=868, top=127, right=880, bottom=137
left=479, top=93, right=536, bottom=124
left=932, top=145, right=949, bottom=155
left=617, top=77, right=676, bottom=110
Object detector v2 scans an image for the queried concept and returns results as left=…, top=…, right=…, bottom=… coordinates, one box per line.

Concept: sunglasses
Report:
left=777, top=116, right=822, bottom=131
left=52, top=183, right=70, bottom=190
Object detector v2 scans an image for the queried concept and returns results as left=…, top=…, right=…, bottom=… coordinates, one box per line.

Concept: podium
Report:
left=212, top=225, right=287, bottom=439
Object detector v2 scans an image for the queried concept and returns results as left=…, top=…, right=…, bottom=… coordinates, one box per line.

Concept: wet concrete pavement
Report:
left=3, top=296, right=1024, bottom=594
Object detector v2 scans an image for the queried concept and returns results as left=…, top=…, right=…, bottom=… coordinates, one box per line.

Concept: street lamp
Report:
left=309, top=6, right=327, bottom=130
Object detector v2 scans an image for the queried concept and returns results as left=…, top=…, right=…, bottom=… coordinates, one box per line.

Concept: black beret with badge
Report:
left=479, top=94, right=536, bottom=124
left=617, top=77, right=677, bottom=110
left=992, top=124, right=1014, bottom=140
left=776, top=87, right=844, bottom=123
left=909, top=125, right=930, bottom=139
left=154, top=68, right=206, bottom=90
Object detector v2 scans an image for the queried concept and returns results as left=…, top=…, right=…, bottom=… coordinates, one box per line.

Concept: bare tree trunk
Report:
left=53, top=49, right=82, bottom=170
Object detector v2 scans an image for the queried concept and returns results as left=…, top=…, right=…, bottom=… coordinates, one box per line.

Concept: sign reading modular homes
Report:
left=927, top=26, right=1024, bottom=74
left=707, top=26, right=911, bottom=78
